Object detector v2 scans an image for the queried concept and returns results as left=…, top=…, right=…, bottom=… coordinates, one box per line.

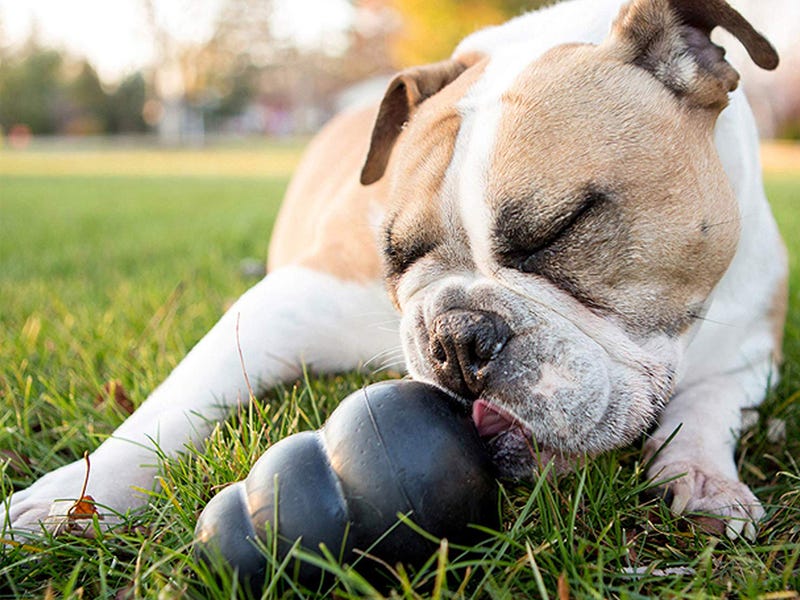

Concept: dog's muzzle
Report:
left=428, top=309, right=512, bottom=398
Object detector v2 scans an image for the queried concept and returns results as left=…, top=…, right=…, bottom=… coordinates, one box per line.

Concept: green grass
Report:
left=0, top=148, right=798, bottom=599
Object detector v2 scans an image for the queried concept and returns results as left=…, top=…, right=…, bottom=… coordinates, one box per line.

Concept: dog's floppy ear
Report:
left=608, top=0, right=778, bottom=109
left=360, top=57, right=473, bottom=185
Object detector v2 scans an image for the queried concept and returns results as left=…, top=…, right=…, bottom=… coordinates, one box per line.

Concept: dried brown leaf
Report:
left=95, top=380, right=134, bottom=415
left=0, top=450, right=31, bottom=476
left=68, top=494, right=100, bottom=520
left=558, top=572, right=570, bottom=600
left=689, top=514, right=727, bottom=536
left=114, top=584, right=134, bottom=600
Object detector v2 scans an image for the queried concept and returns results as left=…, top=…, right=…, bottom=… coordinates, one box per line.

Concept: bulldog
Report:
left=2, top=0, right=786, bottom=542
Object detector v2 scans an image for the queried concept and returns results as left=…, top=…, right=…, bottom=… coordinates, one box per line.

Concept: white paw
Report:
left=2, top=455, right=146, bottom=537
left=649, top=460, right=764, bottom=541
left=2, top=460, right=87, bottom=535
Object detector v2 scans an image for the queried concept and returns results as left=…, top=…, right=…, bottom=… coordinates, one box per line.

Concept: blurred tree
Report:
left=141, top=0, right=277, bottom=141
left=201, top=0, right=274, bottom=120
left=212, top=63, right=259, bottom=120
left=139, top=0, right=393, bottom=137
left=65, top=61, right=108, bottom=133
left=0, top=43, right=64, bottom=134
left=70, top=62, right=106, bottom=114
left=209, top=0, right=278, bottom=68
left=0, top=44, right=149, bottom=136
left=106, top=73, right=148, bottom=133
left=347, top=0, right=401, bottom=78
left=388, top=0, right=546, bottom=66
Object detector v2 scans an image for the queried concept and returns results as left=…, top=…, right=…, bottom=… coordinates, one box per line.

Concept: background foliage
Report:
left=387, top=0, right=540, bottom=66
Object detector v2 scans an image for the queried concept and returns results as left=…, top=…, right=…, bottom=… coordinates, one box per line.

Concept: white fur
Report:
left=647, top=89, right=785, bottom=539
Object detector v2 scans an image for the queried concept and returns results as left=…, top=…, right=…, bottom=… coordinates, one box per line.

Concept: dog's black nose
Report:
left=429, top=310, right=511, bottom=398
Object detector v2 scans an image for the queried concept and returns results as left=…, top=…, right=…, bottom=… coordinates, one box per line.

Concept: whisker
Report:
left=363, top=348, right=407, bottom=373
left=687, top=311, right=731, bottom=327
left=363, top=346, right=405, bottom=369
left=370, top=361, right=407, bottom=376
left=701, top=217, right=740, bottom=230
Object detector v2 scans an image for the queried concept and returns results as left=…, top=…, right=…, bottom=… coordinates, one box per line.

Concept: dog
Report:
left=2, top=0, right=786, bottom=543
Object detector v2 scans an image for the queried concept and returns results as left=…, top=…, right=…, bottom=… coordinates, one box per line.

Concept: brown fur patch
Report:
left=607, top=0, right=778, bottom=110
left=487, top=44, right=740, bottom=335
left=267, top=104, right=386, bottom=282
left=361, top=58, right=470, bottom=185
left=269, top=59, right=487, bottom=284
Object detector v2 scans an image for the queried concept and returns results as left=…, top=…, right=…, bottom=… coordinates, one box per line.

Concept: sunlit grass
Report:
left=0, top=140, right=307, bottom=178
left=0, top=142, right=798, bottom=598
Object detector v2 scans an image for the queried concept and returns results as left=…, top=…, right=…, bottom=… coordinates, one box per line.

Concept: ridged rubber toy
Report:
left=194, top=380, right=499, bottom=589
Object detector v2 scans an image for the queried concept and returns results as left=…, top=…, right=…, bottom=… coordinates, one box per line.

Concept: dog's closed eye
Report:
left=493, top=187, right=608, bottom=272
left=384, top=220, right=439, bottom=277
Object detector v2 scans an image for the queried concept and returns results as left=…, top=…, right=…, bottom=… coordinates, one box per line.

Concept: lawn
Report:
left=0, top=142, right=798, bottom=599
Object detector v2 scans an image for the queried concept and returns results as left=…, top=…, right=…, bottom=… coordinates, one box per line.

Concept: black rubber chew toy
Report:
left=194, top=380, right=499, bottom=589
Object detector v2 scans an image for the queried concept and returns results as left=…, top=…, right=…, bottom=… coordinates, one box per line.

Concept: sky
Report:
left=0, top=0, right=355, bottom=84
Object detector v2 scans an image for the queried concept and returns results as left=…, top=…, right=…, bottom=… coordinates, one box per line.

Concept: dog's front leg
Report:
left=2, top=266, right=399, bottom=534
left=645, top=362, right=775, bottom=540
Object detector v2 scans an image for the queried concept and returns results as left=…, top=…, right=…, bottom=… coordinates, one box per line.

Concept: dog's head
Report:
left=361, top=0, right=778, bottom=476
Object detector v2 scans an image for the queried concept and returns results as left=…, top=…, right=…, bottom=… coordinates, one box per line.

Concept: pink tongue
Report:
left=472, top=400, right=515, bottom=438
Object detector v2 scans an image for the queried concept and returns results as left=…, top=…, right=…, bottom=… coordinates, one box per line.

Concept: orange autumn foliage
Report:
left=387, top=0, right=542, bottom=66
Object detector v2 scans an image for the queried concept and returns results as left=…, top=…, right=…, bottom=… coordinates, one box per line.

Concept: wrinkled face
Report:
left=381, top=43, right=740, bottom=476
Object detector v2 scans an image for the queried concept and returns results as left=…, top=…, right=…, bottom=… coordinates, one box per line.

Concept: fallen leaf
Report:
left=95, top=380, right=134, bottom=415
left=114, top=585, right=134, bottom=600
left=627, top=544, right=638, bottom=564
left=55, top=451, right=103, bottom=537
left=68, top=494, right=100, bottom=520
left=0, top=450, right=31, bottom=476
left=689, top=515, right=727, bottom=537
left=558, top=572, right=570, bottom=600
